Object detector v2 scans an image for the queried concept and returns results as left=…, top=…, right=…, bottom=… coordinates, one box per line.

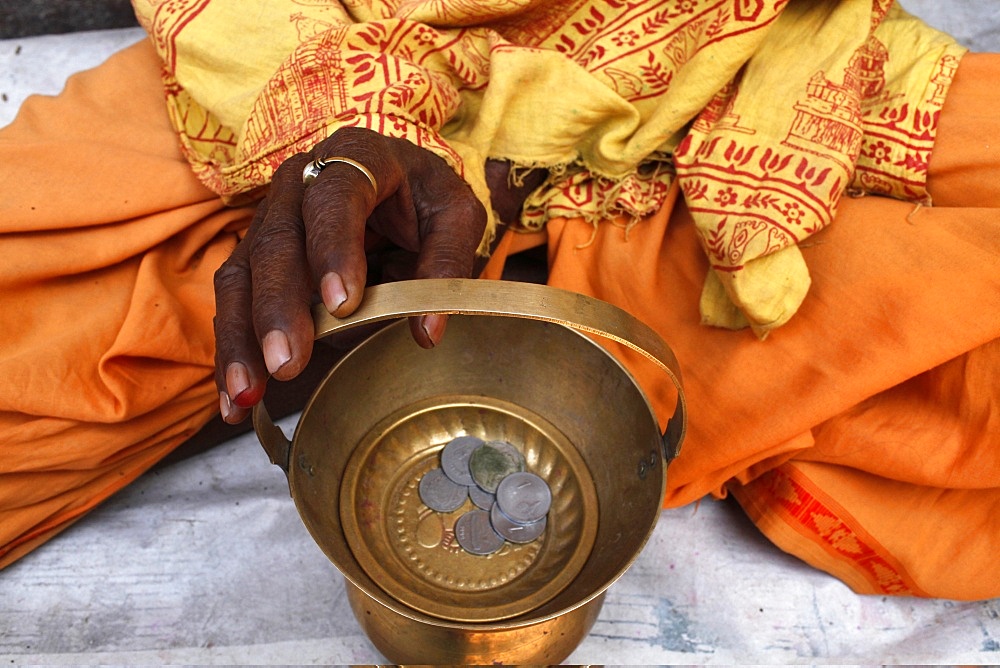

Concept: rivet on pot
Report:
left=637, top=459, right=648, bottom=479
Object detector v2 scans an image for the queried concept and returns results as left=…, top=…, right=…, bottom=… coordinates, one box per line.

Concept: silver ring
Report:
left=302, top=156, right=378, bottom=196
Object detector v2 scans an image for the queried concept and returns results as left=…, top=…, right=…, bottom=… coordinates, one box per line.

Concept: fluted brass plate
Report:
left=340, top=395, right=598, bottom=623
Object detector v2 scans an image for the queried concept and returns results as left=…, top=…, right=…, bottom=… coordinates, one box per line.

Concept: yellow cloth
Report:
left=132, top=0, right=965, bottom=334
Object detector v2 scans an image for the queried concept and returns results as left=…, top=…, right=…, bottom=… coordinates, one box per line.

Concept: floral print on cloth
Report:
left=131, top=0, right=965, bottom=333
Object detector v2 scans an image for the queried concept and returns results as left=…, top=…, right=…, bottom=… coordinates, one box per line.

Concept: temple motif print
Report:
left=132, top=0, right=966, bottom=328
left=850, top=51, right=960, bottom=202
left=692, top=81, right=755, bottom=136
left=673, top=1, right=963, bottom=294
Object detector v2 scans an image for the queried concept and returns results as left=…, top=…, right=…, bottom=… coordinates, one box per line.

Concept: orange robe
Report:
left=0, top=43, right=253, bottom=566
left=1, top=21, right=998, bottom=599
left=509, top=53, right=1000, bottom=599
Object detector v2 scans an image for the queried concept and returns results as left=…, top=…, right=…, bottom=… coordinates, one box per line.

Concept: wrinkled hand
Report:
left=213, top=127, right=488, bottom=424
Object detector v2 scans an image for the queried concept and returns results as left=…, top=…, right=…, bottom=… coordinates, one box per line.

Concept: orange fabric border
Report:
left=729, top=464, right=929, bottom=597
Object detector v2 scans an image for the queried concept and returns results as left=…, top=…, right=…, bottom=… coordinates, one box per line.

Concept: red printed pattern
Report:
left=851, top=52, right=961, bottom=202
left=676, top=133, right=838, bottom=270
left=134, top=0, right=212, bottom=71
left=163, top=74, right=239, bottom=188
left=675, top=21, right=964, bottom=274
left=746, top=466, right=928, bottom=596
left=150, top=0, right=783, bottom=207
left=147, top=0, right=962, bottom=257
left=237, top=20, right=471, bottom=185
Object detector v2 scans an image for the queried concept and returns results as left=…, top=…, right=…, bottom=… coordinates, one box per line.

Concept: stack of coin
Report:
left=418, top=435, right=552, bottom=556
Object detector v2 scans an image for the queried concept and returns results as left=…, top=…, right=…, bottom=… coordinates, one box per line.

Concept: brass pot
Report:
left=254, top=279, right=686, bottom=664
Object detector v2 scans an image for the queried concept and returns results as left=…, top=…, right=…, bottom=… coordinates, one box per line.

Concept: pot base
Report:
left=345, top=579, right=606, bottom=665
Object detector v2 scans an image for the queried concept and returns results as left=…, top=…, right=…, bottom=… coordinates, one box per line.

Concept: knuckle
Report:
left=211, top=314, right=238, bottom=353
left=302, top=177, right=366, bottom=217
left=248, top=213, right=305, bottom=259
left=421, top=196, right=487, bottom=247
left=213, top=256, right=247, bottom=293
left=452, top=194, right=488, bottom=224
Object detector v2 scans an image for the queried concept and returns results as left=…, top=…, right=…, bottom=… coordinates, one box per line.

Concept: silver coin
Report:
left=418, top=468, right=467, bottom=513
left=490, top=502, right=547, bottom=544
left=487, top=440, right=526, bottom=469
left=454, top=509, right=505, bottom=555
left=495, top=471, right=552, bottom=524
left=440, top=435, right=483, bottom=487
left=469, top=441, right=525, bottom=493
left=468, top=484, right=495, bottom=511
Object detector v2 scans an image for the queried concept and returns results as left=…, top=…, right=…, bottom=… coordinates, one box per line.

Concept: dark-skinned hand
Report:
left=214, top=126, right=545, bottom=424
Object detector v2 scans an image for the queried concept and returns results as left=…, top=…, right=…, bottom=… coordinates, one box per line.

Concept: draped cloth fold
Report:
left=0, top=42, right=254, bottom=567
left=487, top=52, right=1000, bottom=599
left=130, top=0, right=966, bottom=333
left=0, top=30, right=998, bottom=600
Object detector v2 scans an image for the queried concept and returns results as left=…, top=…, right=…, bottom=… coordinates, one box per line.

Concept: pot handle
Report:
left=254, top=278, right=686, bottom=473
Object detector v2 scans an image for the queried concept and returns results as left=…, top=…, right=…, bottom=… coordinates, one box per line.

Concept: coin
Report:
left=487, top=440, right=526, bottom=469
left=468, top=484, right=495, bottom=511
left=440, top=435, right=483, bottom=487
left=490, top=501, right=547, bottom=544
left=495, top=471, right=552, bottom=524
left=469, top=441, right=525, bottom=493
left=454, top=509, right=505, bottom=555
left=418, top=467, right=468, bottom=513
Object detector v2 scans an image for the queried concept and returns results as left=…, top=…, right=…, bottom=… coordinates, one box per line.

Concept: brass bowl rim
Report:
left=286, top=317, right=669, bottom=632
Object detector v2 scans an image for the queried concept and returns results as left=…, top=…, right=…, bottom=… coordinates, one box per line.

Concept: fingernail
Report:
left=262, top=330, right=292, bottom=374
left=421, top=314, right=447, bottom=347
left=226, top=361, right=251, bottom=402
left=321, top=272, right=348, bottom=314
left=219, top=391, right=234, bottom=422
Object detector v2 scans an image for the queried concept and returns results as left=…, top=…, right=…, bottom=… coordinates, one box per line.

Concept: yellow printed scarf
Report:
left=132, top=0, right=964, bottom=333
